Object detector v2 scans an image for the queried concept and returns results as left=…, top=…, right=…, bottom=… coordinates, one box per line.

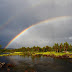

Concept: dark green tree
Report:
left=64, top=43, right=66, bottom=51
left=53, top=43, right=59, bottom=52
left=59, top=43, right=63, bottom=52
left=65, top=42, right=69, bottom=51
left=0, top=45, right=2, bottom=48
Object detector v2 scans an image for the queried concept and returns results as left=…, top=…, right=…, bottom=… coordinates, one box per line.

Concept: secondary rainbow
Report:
left=0, top=2, right=42, bottom=30
left=4, top=16, right=71, bottom=49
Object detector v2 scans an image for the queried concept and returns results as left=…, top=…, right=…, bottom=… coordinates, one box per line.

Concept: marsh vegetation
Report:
left=0, top=42, right=72, bottom=58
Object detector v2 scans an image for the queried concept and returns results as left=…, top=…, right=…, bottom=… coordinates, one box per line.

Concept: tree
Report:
left=46, top=46, right=49, bottom=51
left=65, top=42, right=69, bottom=51
left=64, top=43, right=66, bottom=51
left=56, top=43, right=59, bottom=52
left=53, top=45, right=56, bottom=51
left=27, top=47, right=30, bottom=51
left=63, top=42, right=69, bottom=51
left=69, top=44, right=72, bottom=49
left=42, top=47, right=46, bottom=52
left=53, top=43, right=59, bottom=52
left=36, top=46, right=40, bottom=52
left=59, top=43, right=63, bottom=52
left=68, top=44, right=72, bottom=51
left=22, top=47, right=26, bottom=52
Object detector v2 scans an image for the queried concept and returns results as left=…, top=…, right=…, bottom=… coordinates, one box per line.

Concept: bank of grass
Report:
left=33, top=52, right=68, bottom=56
left=0, top=52, right=24, bottom=56
left=32, top=51, right=72, bottom=58
left=0, top=51, right=72, bottom=58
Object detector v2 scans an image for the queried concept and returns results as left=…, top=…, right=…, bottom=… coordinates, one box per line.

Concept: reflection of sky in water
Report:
left=0, top=56, right=72, bottom=72
left=0, top=56, right=9, bottom=63
left=8, top=56, right=32, bottom=64
left=6, top=55, right=72, bottom=72
left=7, top=55, right=54, bottom=66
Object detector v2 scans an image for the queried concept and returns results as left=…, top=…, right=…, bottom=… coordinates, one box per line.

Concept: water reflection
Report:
left=0, top=55, right=72, bottom=72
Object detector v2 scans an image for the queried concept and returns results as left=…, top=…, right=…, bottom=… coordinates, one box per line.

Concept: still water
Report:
left=0, top=55, right=72, bottom=72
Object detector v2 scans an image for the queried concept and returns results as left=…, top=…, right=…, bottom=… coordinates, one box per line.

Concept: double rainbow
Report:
left=4, top=16, right=72, bottom=49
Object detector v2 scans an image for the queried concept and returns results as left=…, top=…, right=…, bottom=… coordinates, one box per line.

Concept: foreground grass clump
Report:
left=0, top=52, right=24, bottom=56
left=32, top=51, right=72, bottom=58
left=32, top=52, right=67, bottom=56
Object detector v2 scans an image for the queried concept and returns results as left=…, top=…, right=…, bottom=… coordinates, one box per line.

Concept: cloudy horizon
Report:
left=0, top=0, right=72, bottom=48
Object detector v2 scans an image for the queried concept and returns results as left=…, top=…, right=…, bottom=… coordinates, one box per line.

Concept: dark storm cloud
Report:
left=0, top=0, right=72, bottom=48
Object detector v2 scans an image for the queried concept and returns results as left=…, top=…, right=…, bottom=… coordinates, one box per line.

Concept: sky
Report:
left=0, top=0, right=72, bottom=48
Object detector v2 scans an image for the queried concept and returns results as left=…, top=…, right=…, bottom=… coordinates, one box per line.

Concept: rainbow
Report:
left=4, top=16, right=72, bottom=49
left=0, top=15, right=17, bottom=30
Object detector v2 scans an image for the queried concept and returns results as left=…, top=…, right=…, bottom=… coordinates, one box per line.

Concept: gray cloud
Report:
left=7, top=17, right=72, bottom=48
left=0, top=0, right=72, bottom=48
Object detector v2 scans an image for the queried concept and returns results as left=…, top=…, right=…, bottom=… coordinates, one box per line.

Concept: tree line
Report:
left=0, top=42, right=72, bottom=53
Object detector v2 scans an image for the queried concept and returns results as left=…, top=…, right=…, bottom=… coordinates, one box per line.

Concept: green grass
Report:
left=0, top=52, right=24, bottom=56
left=32, top=51, right=72, bottom=58
left=32, top=52, right=66, bottom=55
left=0, top=51, right=72, bottom=58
